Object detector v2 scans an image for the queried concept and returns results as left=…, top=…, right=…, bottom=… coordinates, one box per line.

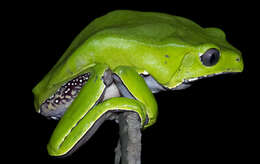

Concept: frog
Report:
left=32, top=10, right=243, bottom=156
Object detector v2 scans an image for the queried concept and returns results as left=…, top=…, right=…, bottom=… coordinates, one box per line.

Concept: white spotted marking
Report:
left=65, top=88, right=70, bottom=93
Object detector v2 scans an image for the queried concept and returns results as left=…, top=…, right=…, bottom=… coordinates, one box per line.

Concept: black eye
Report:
left=200, top=48, right=220, bottom=66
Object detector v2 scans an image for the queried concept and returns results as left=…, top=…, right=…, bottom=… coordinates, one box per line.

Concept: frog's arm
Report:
left=113, top=66, right=158, bottom=128
left=47, top=64, right=156, bottom=156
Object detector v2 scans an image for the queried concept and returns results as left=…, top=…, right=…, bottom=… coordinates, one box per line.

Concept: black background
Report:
left=5, top=1, right=256, bottom=163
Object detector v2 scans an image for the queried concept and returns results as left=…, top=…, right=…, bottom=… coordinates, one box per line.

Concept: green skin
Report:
left=32, top=10, right=243, bottom=156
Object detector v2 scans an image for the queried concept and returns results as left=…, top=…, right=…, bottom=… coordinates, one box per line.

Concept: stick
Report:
left=114, top=112, right=142, bottom=164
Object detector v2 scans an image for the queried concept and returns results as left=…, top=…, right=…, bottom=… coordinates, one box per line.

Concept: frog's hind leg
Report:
left=47, top=64, right=147, bottom=157
left=47, top=64, right=111, bottom=156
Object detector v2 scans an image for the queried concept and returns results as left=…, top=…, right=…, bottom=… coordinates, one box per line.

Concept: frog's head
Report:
left=166, top=27, right=244, bottom=90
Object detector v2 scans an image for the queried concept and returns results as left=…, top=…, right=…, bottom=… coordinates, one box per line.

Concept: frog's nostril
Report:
left=236, top=57, right=240, bottom=62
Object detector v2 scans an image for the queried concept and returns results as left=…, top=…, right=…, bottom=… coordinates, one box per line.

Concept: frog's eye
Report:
left=200, top=48, right=220, bottom=66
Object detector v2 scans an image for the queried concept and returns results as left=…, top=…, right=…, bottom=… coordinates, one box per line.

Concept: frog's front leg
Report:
left=47, top=64, right=148, bottom=156
left=113, top=66, right=158, bottom=128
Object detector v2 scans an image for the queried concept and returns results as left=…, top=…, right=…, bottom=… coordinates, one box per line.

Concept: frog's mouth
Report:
left=172, top=72, right=237, bottom=90
left=39, top=73, right=91, bottom=120
left=141, top=72, right=236, bottom=92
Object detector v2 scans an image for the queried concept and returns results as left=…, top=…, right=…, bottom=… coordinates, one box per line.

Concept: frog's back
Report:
left=38, top=10, right=205, bottom=90
left=64, top=10, right=202, bottom=58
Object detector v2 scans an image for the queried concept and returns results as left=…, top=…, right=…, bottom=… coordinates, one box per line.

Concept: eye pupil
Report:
left=200, top=48, right=220, bottom=66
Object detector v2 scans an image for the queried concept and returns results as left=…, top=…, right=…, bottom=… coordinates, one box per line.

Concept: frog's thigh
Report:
left=47, top=64, right=112, bottom=156
left=113, top=66, right=158, bottom=128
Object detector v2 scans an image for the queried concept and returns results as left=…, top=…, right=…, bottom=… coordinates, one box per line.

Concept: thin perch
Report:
left=114, top=112, right=142, bottom=164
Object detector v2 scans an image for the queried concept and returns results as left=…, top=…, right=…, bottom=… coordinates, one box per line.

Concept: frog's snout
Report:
left=231, top=53, right=244, bottom=73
